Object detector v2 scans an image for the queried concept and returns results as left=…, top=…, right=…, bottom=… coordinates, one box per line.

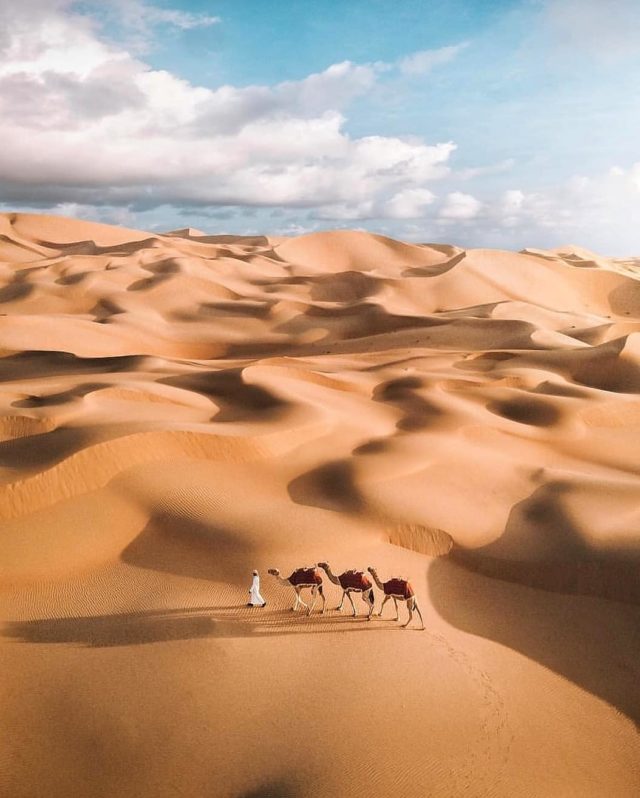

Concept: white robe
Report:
left=248, top=573, right=266, bottom=606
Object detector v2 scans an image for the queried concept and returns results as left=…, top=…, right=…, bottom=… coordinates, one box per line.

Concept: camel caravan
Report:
left=267, top=562, right=424, bottom=629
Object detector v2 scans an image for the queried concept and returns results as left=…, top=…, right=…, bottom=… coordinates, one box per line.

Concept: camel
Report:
left=316, top=562, right=375, bottom=618
left=367, top=567, right=424, bottom=629
left=267, top=567, right=326, bottom=615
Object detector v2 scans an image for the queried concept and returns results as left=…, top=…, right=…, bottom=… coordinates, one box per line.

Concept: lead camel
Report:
left=316, top=562, right=375, bottom=618
left=267, top=567, right=326, bottom=615
left=367, top=567, right=424, bottom=629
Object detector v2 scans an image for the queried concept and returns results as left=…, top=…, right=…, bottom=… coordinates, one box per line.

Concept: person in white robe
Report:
left=248, top=569, right=266, bottom=607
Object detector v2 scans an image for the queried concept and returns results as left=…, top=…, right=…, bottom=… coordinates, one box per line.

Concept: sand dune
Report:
left=1, top=213, right=639, bottom=797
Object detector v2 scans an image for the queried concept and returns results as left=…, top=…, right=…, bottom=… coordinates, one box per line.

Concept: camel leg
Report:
left=298, top=589, right=310, bottom=612
left=363, top=589, right=374, bottom=620
left=319, top=585, right=326, bottom=614
left=401, top=599, right=413, bottom=628
left=347, top=591, right=357, bottom=617
left=336, top=591, right=346, bottom=612
left=413, top=599, right=425, bottom=630
left=293, top=587, right=309, bottom=612
left=393, top=597, right=399, bottom=621
left=377, top=594, right=390, bottom=617
left=291, top=587, right=300, bottom=611
left=307, top=585, right=318, bottom=615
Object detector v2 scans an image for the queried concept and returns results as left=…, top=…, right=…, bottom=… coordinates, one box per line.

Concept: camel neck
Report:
left=369, top=570, right=385, bottom=590
left=321, top=565, right=340, bottom=585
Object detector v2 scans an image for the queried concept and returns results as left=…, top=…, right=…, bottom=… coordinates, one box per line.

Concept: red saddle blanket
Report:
left=339, top=570, right=372, bottom=591
left=289, top=568, right=321, bottom=586
left=384, top=579, right=414, bottom=599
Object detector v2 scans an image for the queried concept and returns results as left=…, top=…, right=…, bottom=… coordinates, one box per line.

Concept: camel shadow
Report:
left=3, top=607, right=224, bottom=647
left=427, top=558, right=640, bottom=727
left=3, top=605, right=397, bottom=648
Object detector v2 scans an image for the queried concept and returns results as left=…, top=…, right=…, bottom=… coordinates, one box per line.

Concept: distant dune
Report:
left=1, top=213, right=639, bottom=797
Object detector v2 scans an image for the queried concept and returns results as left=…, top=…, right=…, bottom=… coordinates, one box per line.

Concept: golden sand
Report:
left=1, top=213, right=639, bottom=797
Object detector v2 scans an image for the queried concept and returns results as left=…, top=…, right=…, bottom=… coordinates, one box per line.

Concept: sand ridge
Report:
left=1, top=213, right=639, bottom=797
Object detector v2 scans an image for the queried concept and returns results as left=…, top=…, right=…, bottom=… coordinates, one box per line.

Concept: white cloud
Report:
left=457, top=158, right=516, bottom=180
left=422, top=165, right=640, bottom=254
left=312, top=186, right=437, bottom=222
left=90, top=1, right=220, bottom=53
left=0, top=3, right=457, bottom=216
left=398, top=43, right=469, bottom=75
left=495, top=189, right=528, bottom=228
left=439, top=192, right=482, bottom=220
left=382, top=188, right=436, bottom=219
left=312, top=202, right=374, bottom=221
left=126, top=3, right=220, bottom=30
left=542, top=0, right=640, bottom=60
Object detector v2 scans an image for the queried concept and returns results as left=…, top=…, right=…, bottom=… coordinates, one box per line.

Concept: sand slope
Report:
left=0, top=213, right=639, bottom=797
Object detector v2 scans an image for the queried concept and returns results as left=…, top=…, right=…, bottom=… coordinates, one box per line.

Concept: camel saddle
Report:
left=384, top=578, right=414, bottom=599
left=289, top=568, right=321, bottom=586
left=340, top=570, right=372, bottom=591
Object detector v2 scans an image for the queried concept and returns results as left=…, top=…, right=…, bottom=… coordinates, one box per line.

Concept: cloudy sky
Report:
left=1, top=0, right=639, bottom=253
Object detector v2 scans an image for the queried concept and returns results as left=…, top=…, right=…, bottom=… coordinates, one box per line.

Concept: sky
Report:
left=1, top=0, right=639, bottom=253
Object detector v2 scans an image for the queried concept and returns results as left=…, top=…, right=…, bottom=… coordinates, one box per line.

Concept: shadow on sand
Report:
left=238, top=781, right=298, bottom=798
left=3, top=605, right=402, bottom=648
left=427, top=557, right=640, bottom=727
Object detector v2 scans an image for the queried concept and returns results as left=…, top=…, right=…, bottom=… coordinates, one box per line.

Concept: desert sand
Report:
left=0, top=212, right=639, bottom=797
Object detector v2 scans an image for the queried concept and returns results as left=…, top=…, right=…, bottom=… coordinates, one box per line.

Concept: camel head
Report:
left=267, top=568, right=279, bottom=577
left=316, top=561, right=329, bottom=570
left=367, top=566, right=376, bottom=574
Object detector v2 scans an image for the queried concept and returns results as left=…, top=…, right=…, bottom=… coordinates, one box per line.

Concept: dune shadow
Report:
left=120, top=516, right=252, bottom=583
left=401, top=250, right=466, bottom=278
left=55, top=271, right=90, bottom=286
left=0, top=351, right=145, bottom=383
left=373, top=375, right=443, bottom=431
left=486, top=396, right=561, bottom=426
left=127, top=275, right=170, bottom=291
left=427, top=558, right=640, bottom=726
left=159, top=369, right=286, bottom=422
left=0, top=426, right=91, bottom=469
left=12, top=381, right=105, bottom=408
left=308, top=271, right=381, bottom=303
left=609, top=281, right=640, bottom=318
left=0, top=280, right=32, bottom=302
left=452, top=481, right=640, bottom=604
left=287, top=460, right=364, bottom=512
left=189, top=234, right=271, bottom=247
left=198, top=300, right=274, bottom=319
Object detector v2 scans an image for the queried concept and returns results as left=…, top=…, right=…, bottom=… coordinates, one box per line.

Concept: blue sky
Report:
left=1, top=0, right=639, bottom=253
